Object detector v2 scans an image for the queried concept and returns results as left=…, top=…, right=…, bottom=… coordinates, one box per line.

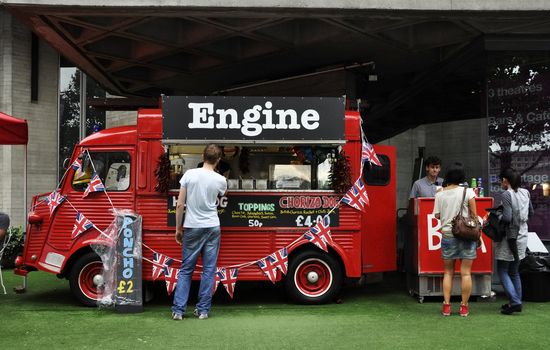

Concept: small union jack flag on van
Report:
left=362, top=140, right=382, bottom=167
left=46, top=191, right=65, bottom=215
left=163, top=266, right=179, bottom=295
left=304, top=230, right=328, bottom=252
left=83, top=173, right=105, bottom=198
left=71, top=212, right=93, bottom=239
left=342, top=178, right=369, bottom=212
left=268, top=247, right=288, bottom=275
left=218, top=267, right=239, bottom=299
left=257, top=257, right=278, bottom=283
left=70, top=157, right=83, bottom=172
left=151, top=252, right=173, bottom=281
left=310, top=216, right=334, bottom=247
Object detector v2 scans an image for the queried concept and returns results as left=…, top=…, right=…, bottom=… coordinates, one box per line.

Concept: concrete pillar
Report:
left=0, top=9, right=59, bottom=227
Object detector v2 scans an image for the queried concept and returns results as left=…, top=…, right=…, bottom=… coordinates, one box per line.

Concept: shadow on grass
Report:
left=147, top=271, right=413, bottom=309
left=2, top=268, right=416, bottom=310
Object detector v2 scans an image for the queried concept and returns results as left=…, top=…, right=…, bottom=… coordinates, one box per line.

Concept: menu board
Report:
left=168, top=193, right=340, bottom=228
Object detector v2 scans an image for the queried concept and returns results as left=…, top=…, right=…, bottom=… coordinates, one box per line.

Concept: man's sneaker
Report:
left=193, top=309, right=208, bottom=319
left=442, top=303, right=451, bottom=316
left=459, top=304, right=469, bottom=317
left=501, top=303, right=522, bottom=315
left=172, top=312, right=183, bottom=321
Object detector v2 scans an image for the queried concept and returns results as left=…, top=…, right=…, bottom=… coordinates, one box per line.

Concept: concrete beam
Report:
left=2, top=0, right=550, bottom=12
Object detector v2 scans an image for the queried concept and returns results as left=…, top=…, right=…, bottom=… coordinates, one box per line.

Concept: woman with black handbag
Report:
left=433, top=163, right=478, bottom=317
left=496, top=168, right=534, bottom=315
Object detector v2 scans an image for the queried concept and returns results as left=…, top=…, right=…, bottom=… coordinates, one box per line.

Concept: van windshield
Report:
left=72, top=151, right=131, bottom=191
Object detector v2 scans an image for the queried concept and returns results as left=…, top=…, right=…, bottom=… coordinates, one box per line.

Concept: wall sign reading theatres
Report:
left=162, top=96, right=345, bottom=143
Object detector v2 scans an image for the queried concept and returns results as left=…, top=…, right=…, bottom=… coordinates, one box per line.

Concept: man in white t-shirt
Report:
left=171, top=144, right=227, bottom=321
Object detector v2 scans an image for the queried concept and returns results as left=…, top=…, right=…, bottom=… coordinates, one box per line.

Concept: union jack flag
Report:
left=342, top=186, right=364, bottom=212
left=218, top=267, right=239, bottom=299
left=353, top=178, right=370, bottom=207
left=70, top=157, right=83, bottom=172
left=151, top=252, right=173, bottom=280
left=257, top=257, right=278, bottom=283
left=71, top=212, right=93, bottom=239
left=362, top=140, right=382, bottom=167
left=212, top=267, right=223, bottom=295
left=310, top=216, right=334, bottom=247
left=163, top=266, right=179, bottom=295
left=268, top=247, right=288, bottom=275
left=83, top=173, right=105, bottom=198
left=46, top=191, right=65, bottom=215
left=304, top=230, right=328, bottom=252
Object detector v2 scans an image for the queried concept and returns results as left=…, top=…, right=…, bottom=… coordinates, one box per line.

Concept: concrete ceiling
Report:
left=6, top=4, right=550, bottom=141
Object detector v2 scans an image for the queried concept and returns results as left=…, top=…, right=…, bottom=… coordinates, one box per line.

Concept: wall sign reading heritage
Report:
left=168, top=193, right=340, bottom=228
left=162, top=96, right=345, bottom=143
left=487, top=57, right=550, bottom=240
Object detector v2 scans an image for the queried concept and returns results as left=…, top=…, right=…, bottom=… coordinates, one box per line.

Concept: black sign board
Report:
left=115, top=214, right=143, bottom=313
left=162, top=96, right=345, bottom=143
left=168, top=193, right=340, bottom=228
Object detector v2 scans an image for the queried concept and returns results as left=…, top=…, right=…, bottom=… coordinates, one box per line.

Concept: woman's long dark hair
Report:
left=500, top=168, right=520, bottom=191
left=444, top=162, right=466, bottom=185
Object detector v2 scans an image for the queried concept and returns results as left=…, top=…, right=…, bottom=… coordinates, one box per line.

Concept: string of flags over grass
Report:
left=40, top=136, right=381, bottom=298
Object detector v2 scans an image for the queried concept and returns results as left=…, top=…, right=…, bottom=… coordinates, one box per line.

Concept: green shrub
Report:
left=1, top=227, right=24, bottom=268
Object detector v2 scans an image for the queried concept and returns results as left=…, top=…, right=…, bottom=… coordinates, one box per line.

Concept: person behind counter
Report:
left=432, top=162, right=477, bottom=317
left=496, top=168, right=534, bottom=315
left=409, top=156, right=444, bottom=198
left=172, top=144, right=228, bottom=321
left=197, top=146, right=231, bottom=178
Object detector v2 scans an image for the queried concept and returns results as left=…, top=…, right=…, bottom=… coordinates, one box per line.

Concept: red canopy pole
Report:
left=24, top=144, right=27, bottom=227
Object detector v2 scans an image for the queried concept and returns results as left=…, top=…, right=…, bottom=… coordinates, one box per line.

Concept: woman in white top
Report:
left=496, top=168, right=534, bottom=315
left=433, top=162, right=477, bottom=317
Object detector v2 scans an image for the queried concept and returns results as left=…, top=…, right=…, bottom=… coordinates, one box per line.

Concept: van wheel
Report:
left=69, top=252, right=104, bottom=307
left=284, top=250, right=343, bottom=304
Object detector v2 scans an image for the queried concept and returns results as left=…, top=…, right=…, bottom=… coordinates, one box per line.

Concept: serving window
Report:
left=167, top=145, right=338, bottom=191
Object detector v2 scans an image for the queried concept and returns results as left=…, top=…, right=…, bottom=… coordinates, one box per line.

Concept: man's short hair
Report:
left=425, top=156, right=441, bottom=167
left=0, top=212, right=10, bottom=230
left=203, top=144, right=222, bottom=165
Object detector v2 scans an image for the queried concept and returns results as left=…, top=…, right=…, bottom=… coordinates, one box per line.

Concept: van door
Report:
left=48, top=149, right=136, bottom=252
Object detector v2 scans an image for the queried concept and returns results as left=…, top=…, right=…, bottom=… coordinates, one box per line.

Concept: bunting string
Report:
left=33, top=138, right=383, bottom=299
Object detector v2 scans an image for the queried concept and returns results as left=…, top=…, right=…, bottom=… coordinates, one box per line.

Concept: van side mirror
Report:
left=62, top=158, right=70, bottom=169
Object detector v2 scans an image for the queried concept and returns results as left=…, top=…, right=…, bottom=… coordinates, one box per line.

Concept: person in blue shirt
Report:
left=410, top=156, right=444, bottom=198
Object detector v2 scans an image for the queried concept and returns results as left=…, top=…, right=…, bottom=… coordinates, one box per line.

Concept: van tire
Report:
left=284, top=249, right=342, bottom=304
left=69, top=252, right=104, bottom=307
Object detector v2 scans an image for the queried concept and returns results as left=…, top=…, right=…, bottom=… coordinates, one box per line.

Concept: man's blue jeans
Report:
left=172, top=226, right=221, bottom=316
left=497, top=259, right=522, bottom=306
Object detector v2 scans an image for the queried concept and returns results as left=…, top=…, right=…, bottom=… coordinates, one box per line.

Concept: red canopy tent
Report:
left=0, top=112, right=28, bottom=145
left=0, top=112, right=29, bottom=225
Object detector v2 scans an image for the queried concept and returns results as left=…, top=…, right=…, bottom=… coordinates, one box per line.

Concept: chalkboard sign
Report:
left=168, top=193, right=339, bottom=228
left=115, top=213, right=143, bottom=313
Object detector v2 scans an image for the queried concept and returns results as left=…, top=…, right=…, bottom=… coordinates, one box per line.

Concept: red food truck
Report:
left=15, top=96, right=397, bottom=306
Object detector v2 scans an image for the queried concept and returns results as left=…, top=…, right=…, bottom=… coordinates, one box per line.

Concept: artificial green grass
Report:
left=1, top=270, right=549, bottom=349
